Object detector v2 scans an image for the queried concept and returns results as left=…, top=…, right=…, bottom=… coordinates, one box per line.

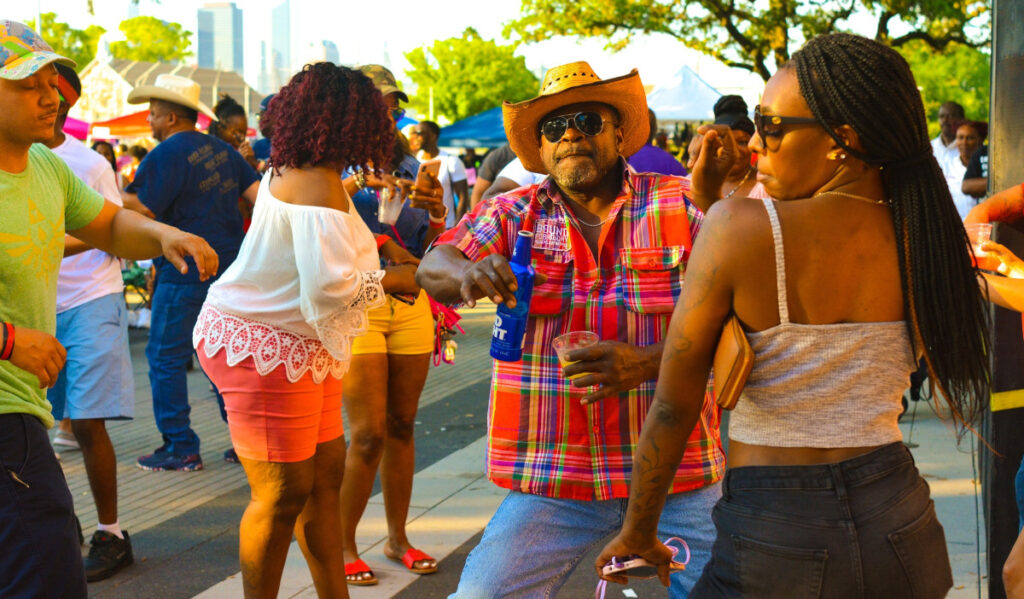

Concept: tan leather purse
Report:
left=712, top=314, right=754, bottom=410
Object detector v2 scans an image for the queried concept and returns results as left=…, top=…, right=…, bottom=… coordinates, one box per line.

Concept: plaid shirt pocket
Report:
left=617, top=246, right=687, bottom=313
left=529, top=250, right=574, bottom=316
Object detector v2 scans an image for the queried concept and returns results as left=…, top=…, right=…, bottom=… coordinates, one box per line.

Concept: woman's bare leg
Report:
left=237, top=455, right=315, bottom=599
left=380, top=352, right=433, bottom=570
left=339, top=353, right=388, bottom=581
left=293, top=435, right=349, bottom=598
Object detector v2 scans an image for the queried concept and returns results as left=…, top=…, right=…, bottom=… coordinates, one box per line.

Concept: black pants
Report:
left=0, top=413, right=87, bottom=598
left=691, top=442, right=952, bottom=598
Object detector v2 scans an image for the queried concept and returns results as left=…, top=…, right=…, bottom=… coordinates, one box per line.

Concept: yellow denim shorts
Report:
left=351, top=289, right=434, bottom=355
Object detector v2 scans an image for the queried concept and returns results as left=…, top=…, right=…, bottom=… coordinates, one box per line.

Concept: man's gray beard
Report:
left=553, top=163, right=602, bottom=192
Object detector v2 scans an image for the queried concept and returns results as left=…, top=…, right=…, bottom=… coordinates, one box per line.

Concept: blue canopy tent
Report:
left=646, top=66, right=722, bottom=121
left=438, top=107, right=507, bottom=148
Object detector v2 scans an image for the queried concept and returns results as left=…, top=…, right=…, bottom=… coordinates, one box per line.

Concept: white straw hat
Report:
left=127, top=74, right=215, bottom=119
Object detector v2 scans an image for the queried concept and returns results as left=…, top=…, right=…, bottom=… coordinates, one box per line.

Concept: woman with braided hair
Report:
left=597, top=33, right=988, bottom=598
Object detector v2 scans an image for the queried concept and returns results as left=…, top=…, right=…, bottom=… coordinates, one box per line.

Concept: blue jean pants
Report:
left=450, top=482, right=722, bottom=598
left=0, top=414, right=86, bottom=598
left=146, top=280, right=224, bottom=455
left=1016, top=455, right=1024, bottom=532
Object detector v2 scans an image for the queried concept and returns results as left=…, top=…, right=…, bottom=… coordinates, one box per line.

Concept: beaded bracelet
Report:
left=0, top=322, right=15, bottom=360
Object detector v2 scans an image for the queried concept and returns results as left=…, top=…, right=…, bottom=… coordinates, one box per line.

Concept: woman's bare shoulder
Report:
left=703, top=196, right=772, bottom=238
left=269, top=168, right=348, bottom=211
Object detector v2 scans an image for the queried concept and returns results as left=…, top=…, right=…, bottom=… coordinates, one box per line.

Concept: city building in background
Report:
left=270, top=0, right=290, bottom=90
left=197, top=2, right=243, bottom=76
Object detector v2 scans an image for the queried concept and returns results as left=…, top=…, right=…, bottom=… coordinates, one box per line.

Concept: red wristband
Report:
left=1, top=322, right=15, bottom=360
left=375, top=234, right=390, bottom=250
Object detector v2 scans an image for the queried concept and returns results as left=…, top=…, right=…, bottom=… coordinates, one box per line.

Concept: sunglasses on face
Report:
left=391, top=107, right=406, bottom=122
left=753, top=105, right=820, bottom=142
left=539, top=111, right=612, bottom=143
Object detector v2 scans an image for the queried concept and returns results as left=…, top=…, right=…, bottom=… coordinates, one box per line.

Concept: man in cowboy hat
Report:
left=121, top=73, right=260, bottom=472
left=417, top=61, right=723, bottom=597
left=0, top=21, right=217, bottom=598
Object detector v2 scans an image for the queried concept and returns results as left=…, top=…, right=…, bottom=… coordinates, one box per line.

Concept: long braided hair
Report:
left=791, top=33, right=990, bottom=430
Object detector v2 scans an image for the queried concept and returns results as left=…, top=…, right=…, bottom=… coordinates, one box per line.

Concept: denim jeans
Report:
left=691, top=443, right=952, bottom=599
left=0, top=414, right=87, bottom=598
left=146, top=281, right=224, bottom=455
left=1016, top=455, right=1024, bottom=531
left=449, top=482, right=722, bottom=598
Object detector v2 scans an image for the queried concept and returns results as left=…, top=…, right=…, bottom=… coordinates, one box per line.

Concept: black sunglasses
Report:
left=539, top=111, right=612, bottom=143
left=753, top=105, right=820, bottom=140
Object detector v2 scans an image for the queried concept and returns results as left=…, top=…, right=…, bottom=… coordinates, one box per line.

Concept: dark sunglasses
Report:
left=539, top=111, right=612, bottom=143
left=391, top=107, right=406, bottom=122
left=753, top=105, right=819, bottom=140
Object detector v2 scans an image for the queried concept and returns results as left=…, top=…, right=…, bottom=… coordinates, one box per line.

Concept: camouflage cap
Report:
left=0, top=20, right=75, bottom=80
left=359, top=64, right=409, bottom=103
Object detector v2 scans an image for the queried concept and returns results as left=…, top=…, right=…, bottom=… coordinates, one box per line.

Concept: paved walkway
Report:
left=54, top=301, right=995, bottom=598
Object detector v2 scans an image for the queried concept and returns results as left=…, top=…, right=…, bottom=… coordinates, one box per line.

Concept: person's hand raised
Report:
left=688, top=124, right=739, bottom=208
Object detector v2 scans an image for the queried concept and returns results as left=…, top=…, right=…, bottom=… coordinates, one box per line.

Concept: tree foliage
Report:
left=899, top=40, right=990, bottom=136
left=405, top=28, right=539, bottom=123
left=27, top=12, right=105, bottom=69
left=109, top=16, right=192, bottom=63
left=506, top=0, right=990, bottom=81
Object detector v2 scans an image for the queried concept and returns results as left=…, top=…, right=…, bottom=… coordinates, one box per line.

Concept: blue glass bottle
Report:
left=490, top=230, right=536, bottom=362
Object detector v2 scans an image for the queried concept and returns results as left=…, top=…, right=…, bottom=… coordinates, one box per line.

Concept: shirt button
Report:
left=592, top=426, right=599, bottom=433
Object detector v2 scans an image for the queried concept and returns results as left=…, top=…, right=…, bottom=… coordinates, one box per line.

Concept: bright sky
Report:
left=19, top=0, right=772, bottom=112
left=19, top=0, right=925, bottom=121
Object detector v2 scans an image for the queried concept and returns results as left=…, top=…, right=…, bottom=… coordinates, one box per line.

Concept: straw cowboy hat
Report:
left=127, top=74, right=216, bottom=119
left=503, top=61, right=649, bottom=174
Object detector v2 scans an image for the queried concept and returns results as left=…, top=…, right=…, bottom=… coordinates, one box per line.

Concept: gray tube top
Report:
left=728, top=198, right=917, bottom=448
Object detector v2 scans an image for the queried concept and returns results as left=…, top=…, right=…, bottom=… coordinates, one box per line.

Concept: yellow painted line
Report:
left=992, top=389, right=1024, bottom=412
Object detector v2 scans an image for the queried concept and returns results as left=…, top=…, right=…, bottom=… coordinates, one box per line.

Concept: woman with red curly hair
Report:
left=192, top=62, right=421, bottom=598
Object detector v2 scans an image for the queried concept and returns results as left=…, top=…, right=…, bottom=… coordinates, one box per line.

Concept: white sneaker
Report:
left=135, top=308, right=151, bottom=329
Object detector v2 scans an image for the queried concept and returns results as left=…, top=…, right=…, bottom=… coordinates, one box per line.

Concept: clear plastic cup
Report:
left=553, top=331, right=599, bottom=380
left=377, top=186, right=404, bottom=225
left=964, top=223, right=993, bottom=257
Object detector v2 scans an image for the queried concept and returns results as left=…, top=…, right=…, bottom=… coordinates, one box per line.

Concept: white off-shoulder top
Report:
left=193, top=172, right=386, bottom=383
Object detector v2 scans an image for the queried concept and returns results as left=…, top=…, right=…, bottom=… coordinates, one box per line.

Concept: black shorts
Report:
left=691, top=442, right=952, bottom=599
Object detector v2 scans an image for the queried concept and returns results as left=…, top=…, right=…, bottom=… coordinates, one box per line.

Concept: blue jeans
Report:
left=0, top=414, right=86, bottom=598
left=146, top=281, right=224, bottom=455
left=1016, top=455, right=1024, bottom=532
left=450, top=482, right=721, bottom=599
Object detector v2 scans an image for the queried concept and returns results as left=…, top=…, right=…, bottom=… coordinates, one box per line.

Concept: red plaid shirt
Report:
left=436, top=163, right=725, bottom=500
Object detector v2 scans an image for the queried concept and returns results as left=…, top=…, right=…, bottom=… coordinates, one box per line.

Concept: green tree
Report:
left=27, top=12, right=105, bottom=68
left=405, top=28, right=539, bottom=123
left=506, top=0, right=989, bottom=81
left=899, top=40, right=990, bottom=137
left=109, top=16, right=191, bottom=63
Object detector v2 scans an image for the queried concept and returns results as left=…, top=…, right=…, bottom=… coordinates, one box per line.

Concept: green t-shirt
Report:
left=0, top=144, right=105, bottom=427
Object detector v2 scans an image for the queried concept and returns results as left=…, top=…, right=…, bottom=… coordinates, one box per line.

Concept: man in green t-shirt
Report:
left=0, top=21, right=218, bottom=599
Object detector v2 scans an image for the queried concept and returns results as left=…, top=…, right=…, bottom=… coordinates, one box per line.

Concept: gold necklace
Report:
left=722, top=167, right=753, bottom=200
left=814, top=190, right=887, bottom=205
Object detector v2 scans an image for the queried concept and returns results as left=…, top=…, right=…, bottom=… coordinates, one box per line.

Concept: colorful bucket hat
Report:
left=1, top=20, right=75, bottom=80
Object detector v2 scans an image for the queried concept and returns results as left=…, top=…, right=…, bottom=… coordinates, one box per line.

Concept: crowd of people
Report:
left=1, top=16, right=1024, bottom=599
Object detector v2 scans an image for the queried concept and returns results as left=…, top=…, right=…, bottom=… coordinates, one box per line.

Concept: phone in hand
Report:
left=415, top=159, right=442, bottom=191
left=601, top=556, right=658, bottom=579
